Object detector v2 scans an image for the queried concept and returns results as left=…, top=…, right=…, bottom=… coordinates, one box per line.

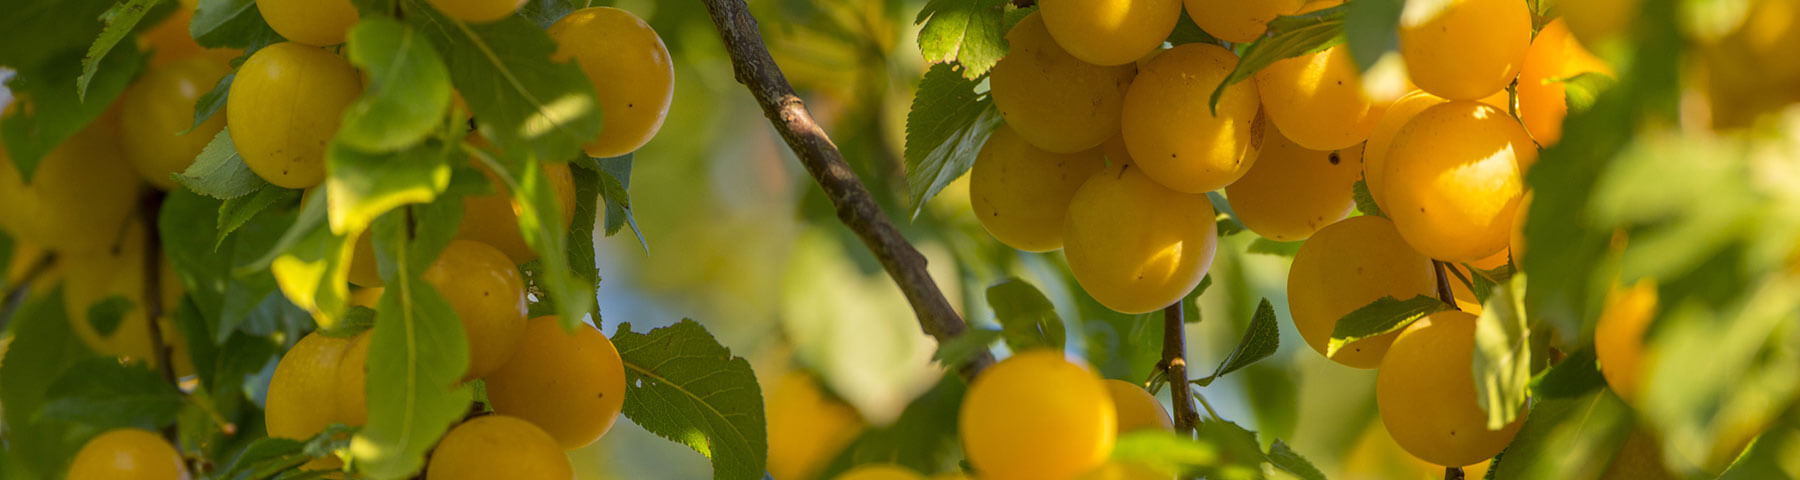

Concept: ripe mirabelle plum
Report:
left=1224, top=127, right=1361, bottom=242
left=1256, top=37, right=1388, bottom=150
left=960, top=350, right=1115, bottom=480
left=453, top=160, right=578, bottom=265
left=1398, top=0, right=1531, bottom=100
left=335, top=331, right=371, bottom=427
left=1595, top=280, right=1658, bottom=402
left=485, top=316, right=627, bottom=449
left=427, top=0, right=526, bottom=24
left=121, top=56, right=230, bottom=190
left=1038, top=0, right=1182, bottom=66
left=1518, top=19, right=1612, bottom=146
left=1338, top=420, right=1490, bottom=480
left=834, top=465, right=927, bottom=480
left=1183, top=0, right=1304, bottom=43
left=1377, top=311, right=1527, bottom=467
left=0, top=110, right=140, bottom=252
left=422, top=239, right=529, bottom=380
left=969, top=125, right=1107, bottom=252
left=347, top=232, right=382, bottom=287
left=62, top=219, right=191, bottom=375
left=1288, top=216, right=1437, bottom=368
left=1363, top=89, right=1512, bottom=210
left=1382, top=101, right=1532, bottom=263
left=255, top=0, right=359, bottom=46
left=227, top=42, right=362, bottom=189
left=548, top=7, right=674, bottom=158
left=66, top=429, right=189, bottom=480
left=1064, top=165, right=1218, bottom=314
left=767, top=372, right=865, bottom=480
left=265, top=332, right=360, bottom=441
left=1103, top=379, right=1173, bottom=434
left=1120, top=42, right=1262, bottom=194
left=426, top=415, right=573, bottom=480
left=990, top=13, right=1137, bottom=153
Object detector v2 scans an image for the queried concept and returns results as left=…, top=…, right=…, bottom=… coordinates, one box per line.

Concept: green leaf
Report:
left=191, top=0, right=283, bottom=49
left=1473, top=275, right=1531, bottom=430
left=1326, top=295, right=1447, bottom=356
left=1558, top=72, right=1618, bottom=116
left=1266, top=439, right=1326, bottom=480
left=986, top=278, right=1067, bottom=352
left=904, top=63, right=1001, bottom=218
left=1, top=44, right=145, bottom=182
left=565, top=162, right=604, bottom=312
left=178, top=128, right=272, bottom=199
left=348, top=213, right=474, bottom=479
left=407, top=0, right=601, bottom=163
left=0, top=288, right=99, bottom=478
left=37, top=358, right=184, bottom=429
left=1719, top=414, right=1800, bottom=480
left=615, top=319, right=768, bottom=480
left=339, top=18, right=452, bottom=152
left=257, top=191, right=354, bottom=328
left=1352, top=179, right=1385, bottom=218
left=84, top=295, right=137, bottom=337
left=0, top=0, right=117, bottom=72
left=473, top=149, right=591, bottom=330
left=581, top=154, right=646, bottom=249
left=1197, top=419, right=1269, bottom=479
left=1530, top=348, right=1605, bottom=398
left=1167, top=9, right=1221, bottom=45
left=1109, top=431, right=1220, bottom=476
left=915, top=0, right=1009, bottom=79
left=1180, top=275, right=1213, bottom=324
left=162, top=189, right=290, bottom=342
left=218, top=436, right=306, bottom=480
left=1246, top=238, right=1302, bottom=257
left=1489, top=389, right=1633, bottom=480
left=822, top=374, right=968, bottom=476
left=324, top=141, right=454, bottom=235
left=78, top=0, right=160, bottom=101
left=931, top=327, right=1002, bottom=368
left=1209, top=5, right=1345, bottom=113
left=1343, top=0, right=1402, bottom=71
left=217, top=186, right=300, bottom=247
left=1195, top=299, right=1279, bottom=386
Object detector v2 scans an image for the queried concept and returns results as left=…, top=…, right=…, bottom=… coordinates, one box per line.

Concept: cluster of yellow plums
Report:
left=962, top=0, right=1634, bottom=472
left=7, top=0, right=677, bottom=477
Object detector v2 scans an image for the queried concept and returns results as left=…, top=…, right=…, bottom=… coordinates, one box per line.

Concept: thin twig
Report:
left=139, top=190, right=180, bottom=447
left=700, top=0, right=993, bottom=376
left=0, top=252, right=57, bottom=330
left=1162, top=304, right=1199, bottom=435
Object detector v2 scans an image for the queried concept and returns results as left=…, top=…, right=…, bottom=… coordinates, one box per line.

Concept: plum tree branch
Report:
left=1162, top=304, right=1199, bottom=435
left=1433, top=260, right=1461, bottom=312
left=700, top=0, right=993, bottom=376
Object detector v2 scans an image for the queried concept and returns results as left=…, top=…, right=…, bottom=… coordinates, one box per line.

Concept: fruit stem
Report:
left=1161, top=304, right=1200, bottom=436
left=1432, top=260, right=1462, bottom=312
left=0, top=251, right=56, bottom=329
left=702, top=0, right=993, bottom=377
left=1445, top=466, right=1466, bottom=480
